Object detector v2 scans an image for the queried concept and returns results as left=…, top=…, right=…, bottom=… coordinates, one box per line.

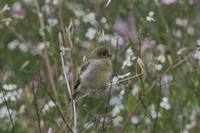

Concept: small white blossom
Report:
left=109, top=96, right=122, bottom=106
left=2, top=4, right=10, bottom=12
left=47, top=18, right=58, bottom=27
left=131, top=116, right=140, bottom=124
left=176, top=18, right=188, bottom=27
left=197, top=40, right=200, bottom=46
left=173, top=30, right=182, bottom=38
left=7, top=40, right=20, bottom=50
left=52, top=0, right=60, bottom=5
left=74, top=19, right=80, bottom=26
left=112, top=77, right=119, bottom=84
left=121, top=48, right=136, bottom=69
left=146, top=11, right=155, bottom=22
left=19, top=43, right=29, bottom=52
left=37, top=42, right=50, bottom=50
left=3, top=84, right=17, bottom=91
left=160, top=97, right=171, bottom=110
left=83, top=12, right=97, bottom=25
left=193, top=50, right=200, bottom=61
left=157, top=55, right=166, bottom=63
left=0, top=106, right=17, bottom=119
left=155, top=64, right=162, bottom=71
left=111, top=35, right=124, bottom=47
left=131, top=85, right=140, bottom=97
left=187, top=26, right=195, bottom=35
left=113, top=116, right=123, bottom=126
left=149, top=104, right=161, bottom=119
left=112, top=105, right=124, bottom=116
left=42, top=100, right=55, bottom=113
left=85, top=28, right=97, bottom=40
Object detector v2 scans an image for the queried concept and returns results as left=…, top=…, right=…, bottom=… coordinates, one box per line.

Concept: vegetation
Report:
left=0, top=0, right=200, bottom=132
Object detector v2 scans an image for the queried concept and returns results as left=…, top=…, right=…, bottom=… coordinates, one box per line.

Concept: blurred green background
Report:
left=0, top=0, right=200, bottom=132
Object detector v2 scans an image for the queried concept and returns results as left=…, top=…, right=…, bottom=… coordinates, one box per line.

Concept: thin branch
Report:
left=34, top=0, right=59, bottom=106
left=108, top=73, right=143, bottom=86
left=58, top=33, right=77, bottom=131
left=2, top=90, right=16, bottom=133
left=38, top=72, right=73, bottom=132
left=31, top=82, right=42, bottom=133
left=152, top=78, right=162, bottom=132
left=1, top=22, right=26, bottom=42
left=101, top=39, right=119, bottom=131
left=145, top=48, right=195, bottom=95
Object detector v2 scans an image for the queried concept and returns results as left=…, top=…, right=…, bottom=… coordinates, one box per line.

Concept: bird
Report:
left=73, top=47, right=113, bottom=99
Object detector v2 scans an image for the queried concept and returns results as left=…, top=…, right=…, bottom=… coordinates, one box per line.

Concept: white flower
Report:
left=85, top=28, right=97, bottom=40
left=37, top=41, right=50, bottom=50
left=113, top=115, right=123, bottom=126
left=83, top=12, right=97, bottom=25
left=0, top=106, right=17, bottom=119
left=146, top=11, right=155, bottom=22
left=4, top=89, right=22, bottom=102
left=2, top=4, right=10, bottom=12
left=52, top=0, right=60, bottom=5
left=149, top=104, right=161, bottom=119
left=131, top=116, right=140, bottom=124
left=112, top=105, right=124, bottom=116
left=173, top=30, right=182, bottom=38
left=157, top=55, right=166, bottom=63
left=197, top=40, right=200, bottom=46
left=187, top=26, right=195, bottom=35
left=121, top=48, right=136, bottom=69
left=47, top=18, right=58, bottom=27
left=19, top=43, right=29, bottom=52
left=110, top=35, right=124, bottom=47
left=112, top=76, right=119, bottom=83
left=74, top=19, right=80, bottom=26
left=100, top=17, right=107, bottom=23
left=42, top=100, right=55, bottom=113
left=131, top=85, right=140, bottom=96
left=3, top=84, right=17, bottom=91
left=176, top=18, right=188, bottom=27
left=160, top=97, right=171, bottom=110
left=193, top=50, right=200, bottom=61
left=109, top=96, right=122, bottom=106
left=155, top=64, right=162, bottom=71
left=7, top=40, right=20, bottom=50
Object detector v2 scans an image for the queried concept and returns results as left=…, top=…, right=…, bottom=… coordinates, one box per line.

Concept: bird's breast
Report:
left=80, top=59, right=112, bottom=89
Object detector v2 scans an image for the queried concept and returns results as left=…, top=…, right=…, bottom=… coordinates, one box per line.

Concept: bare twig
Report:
left=38, top=72, right=73, bottom=132
left=108, top=73, right=143, bottom=86
left=101, top=39, right=119, bottom=131
left=31, top=82, right=42, bottom=133
left=34, top=0, right=59, bottom=105
left=58, top=33, right=77, bottom=131
left=2, top=90, right=15, bottom=133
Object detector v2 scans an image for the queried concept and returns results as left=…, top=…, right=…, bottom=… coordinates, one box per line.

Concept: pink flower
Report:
left=12, top=2, right=25, bottom=19
left=188, top=0, right=194, bottom=5
left=113, top=17, right=137, bottom=41
left=161, top=0, right=176, bottom=5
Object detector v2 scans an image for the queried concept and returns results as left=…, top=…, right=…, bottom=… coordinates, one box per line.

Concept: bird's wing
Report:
left=72, top=59, right=93, bottom=99
left=79, top=59, right=93, bottom=75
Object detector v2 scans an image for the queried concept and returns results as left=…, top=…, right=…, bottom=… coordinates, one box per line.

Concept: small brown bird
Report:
left=73, top=47, right=113, bottom=99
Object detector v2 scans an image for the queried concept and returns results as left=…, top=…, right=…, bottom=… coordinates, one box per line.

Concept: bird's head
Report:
left=93, top=47, right=112, bottom=59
